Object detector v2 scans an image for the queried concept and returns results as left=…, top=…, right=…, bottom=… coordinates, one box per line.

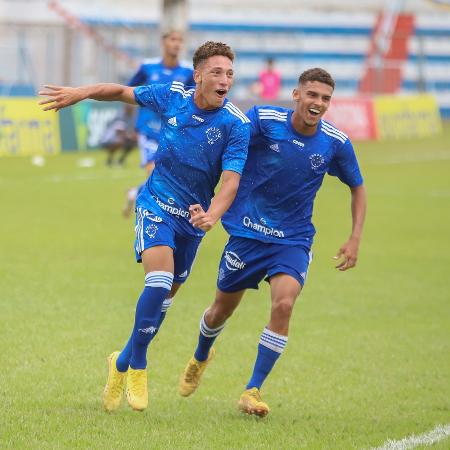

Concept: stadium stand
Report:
left=1, top=0, right=449, bottom=116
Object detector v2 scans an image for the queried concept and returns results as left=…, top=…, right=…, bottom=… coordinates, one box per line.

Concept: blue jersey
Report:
left=221, top=105, right=363, bottom=247
left=134, top=81, right=250, bottom=238
left=128, top=59, right=194, bottom=139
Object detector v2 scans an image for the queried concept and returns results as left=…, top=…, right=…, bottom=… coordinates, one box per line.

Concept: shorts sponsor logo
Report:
left=153, top=196, right=190, bottom=219
left=243, top=216, right=285, bottom=238
left=143, top=211, right=162, bottom=222
left=146, top=224, right=158, bottom=238
left=224, top=251, right=245, bottom=271
left=206, top=127, right=222, bottom=144
left=310, top=153, right=325, bottom=172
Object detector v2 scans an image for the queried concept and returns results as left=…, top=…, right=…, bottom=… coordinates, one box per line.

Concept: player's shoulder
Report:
left=254, top=105, right=290, bottom=123
left=222, top=101, right=250, bottom=125
left=168, top=81, right=195, bottom=99
left=319, top=120, right=349, bottom=145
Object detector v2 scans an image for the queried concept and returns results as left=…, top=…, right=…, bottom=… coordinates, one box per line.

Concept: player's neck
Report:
left=162, top=54, right=179, bottom=68
left=291, top=111, right=318, bottom=136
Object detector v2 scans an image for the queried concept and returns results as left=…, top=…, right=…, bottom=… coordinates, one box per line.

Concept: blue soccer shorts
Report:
left=138, top=134, right=159, bottom=166
left=217, top=236, right=313, bottom=293
left=134, top=208, right=201, bottom=284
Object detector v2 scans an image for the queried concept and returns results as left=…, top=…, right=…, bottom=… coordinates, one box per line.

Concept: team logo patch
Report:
left=310, top=153, right=325, bottom=172
left=146, top=224, right=158, bottom=238
left=206, top=127, right=222, bottom=144
left=224, top=251, right=245, bottom=271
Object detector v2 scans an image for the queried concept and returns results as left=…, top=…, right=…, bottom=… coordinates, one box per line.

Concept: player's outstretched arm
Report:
left=189, top=170, right=241, bottom=232
left=334, top=184, right=367, bottom=271
left=38, top=84, right=136, bottom=112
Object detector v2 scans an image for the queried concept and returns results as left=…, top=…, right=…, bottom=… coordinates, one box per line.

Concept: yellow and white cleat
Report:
left=178, top=348, right=215, bottom=397
left=102, top=351, right=127, bottom=412
left=238, top=387, right=270, bottom=417
left=126, top=367, right=148, bottom=411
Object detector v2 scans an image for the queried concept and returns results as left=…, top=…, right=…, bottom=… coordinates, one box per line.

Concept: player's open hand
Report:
left=189, top=204, right=217, bottom=232
left=333, top=237, right=360, bottom=271
left=38, top=85, right=86, bottom=112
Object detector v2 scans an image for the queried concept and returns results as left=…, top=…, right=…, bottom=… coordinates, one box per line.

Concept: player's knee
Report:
left=271, top=297, right=295, bottom=319
left=207, top=303, right=233, bottom=328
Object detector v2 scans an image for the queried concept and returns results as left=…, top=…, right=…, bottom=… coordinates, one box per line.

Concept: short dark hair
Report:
left=298, top=68, right=335, bottom=90
left=161, top=29, right=182, bottom=40
left=192, top=41, right=234, bottom=69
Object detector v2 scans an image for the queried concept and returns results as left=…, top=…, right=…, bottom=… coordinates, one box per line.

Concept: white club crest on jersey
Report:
left=206, top=127, right=222, bottom=144
left=269, top=143, right=280, bottom=153
left=310, top=153, right=325, bottom=171
left=168, top=117, right=177, bottom=126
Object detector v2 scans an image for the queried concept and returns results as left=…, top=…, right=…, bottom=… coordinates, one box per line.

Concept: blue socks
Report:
left=194, top=310, right=225, bottom=362
left=115, top=297, right=174, bottom=372
left=246, top=328, right=288, bottom=390
left=116, top=271, right=173, bottom=371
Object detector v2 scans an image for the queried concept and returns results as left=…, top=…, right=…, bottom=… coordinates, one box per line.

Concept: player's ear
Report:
left=193, top=69, right=201, bottom=84
left=292, top=87, right=301, bottom=102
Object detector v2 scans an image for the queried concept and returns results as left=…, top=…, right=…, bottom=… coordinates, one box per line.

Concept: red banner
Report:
left=324, top=98, right=377, bottom=141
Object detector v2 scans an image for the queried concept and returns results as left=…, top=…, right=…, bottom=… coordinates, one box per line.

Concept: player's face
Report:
left=292, top=81, right=333, bottom=128
left=162, top=32, right=183, bottom=58
left=193, top=55, right=234, bottom=109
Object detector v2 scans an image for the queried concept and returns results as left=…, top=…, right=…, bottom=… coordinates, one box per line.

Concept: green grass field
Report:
left=1, top=125, right=449, bottom=449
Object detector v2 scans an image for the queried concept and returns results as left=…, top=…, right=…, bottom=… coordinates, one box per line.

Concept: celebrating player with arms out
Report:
left=123, top=30, right=194, bottom=216
left=179, top=68, right=367, bottom=417
left=39, top=41, right=250, bottom=413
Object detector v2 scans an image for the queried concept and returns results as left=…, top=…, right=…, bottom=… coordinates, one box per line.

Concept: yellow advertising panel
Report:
left=0, top=97, right=61, bottom=156
left=374, top=94, right=442, bottom=140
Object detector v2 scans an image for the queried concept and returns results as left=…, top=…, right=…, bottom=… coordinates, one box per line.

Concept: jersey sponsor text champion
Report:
left=243, top=216, right=285, bottom=238
left=154, top=196, right=190, bottom=218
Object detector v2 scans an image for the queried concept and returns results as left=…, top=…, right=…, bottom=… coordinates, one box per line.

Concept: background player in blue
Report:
left=39, top=41, right=250, bottom=413
left=123, top=30, right=194, bottom=216
left=179, top=68, right=367, bottom=417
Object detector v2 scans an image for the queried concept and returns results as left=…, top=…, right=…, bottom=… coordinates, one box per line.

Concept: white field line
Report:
left=369, top=423, right=450, bottom=450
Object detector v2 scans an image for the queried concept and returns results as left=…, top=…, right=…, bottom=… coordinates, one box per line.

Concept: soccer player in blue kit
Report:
left=123, top=30, right=194, bottom=216
left=39, top=41, right=250, bottom=412
left=179, top=68, right=367, bottom=417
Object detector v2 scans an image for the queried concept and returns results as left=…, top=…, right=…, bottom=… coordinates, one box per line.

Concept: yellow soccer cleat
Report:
left=103, top=351, right=127, bottom=412
left=238, top=387, right=270, bottom=417
left=126, top=367, right=148, bottom=411
left=179, top=348, right=215, bottom=397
